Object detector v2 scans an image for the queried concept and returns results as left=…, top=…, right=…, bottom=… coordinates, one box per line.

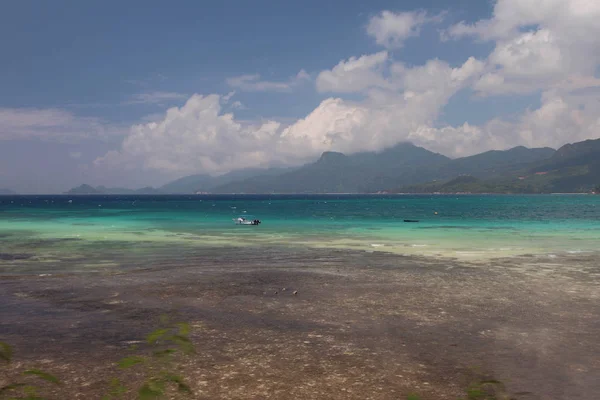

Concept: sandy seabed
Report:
left=1, top=247, right=599, bottom=399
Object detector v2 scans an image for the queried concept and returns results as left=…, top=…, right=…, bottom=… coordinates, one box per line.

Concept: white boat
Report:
left=233, top=215, right=261, bottom=225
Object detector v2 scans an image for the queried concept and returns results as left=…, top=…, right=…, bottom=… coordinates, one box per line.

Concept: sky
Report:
left=1, top=0, right=600, bottom=193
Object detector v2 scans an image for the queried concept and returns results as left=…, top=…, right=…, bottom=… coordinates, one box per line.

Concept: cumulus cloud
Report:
left=516, top=90, right=600, bottom=148
left=316, top=51, right=389, bottom=93
left=96, top=2, right=600, bottom=177
left=226, top=70, right=310, bottom=92
left=425, top=89, right=600, bottom=156
left=366, top=10, right=433, bottom=49
left=97, top=56, right=487, bottom=174
left=447, top=0, right=600, bottom=95
left=95, top=94, right=284, bottom=175
left=284, top=57, right=486, bottom=158
left=0, top=108, right=122, bottom=142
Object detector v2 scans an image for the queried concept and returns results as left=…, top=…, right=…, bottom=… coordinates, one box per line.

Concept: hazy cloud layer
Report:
left=0, top=108, right=122, bottom=142
left=366, top=11, right=434, bottom=49
left=226, top=70, right=310, bottom=92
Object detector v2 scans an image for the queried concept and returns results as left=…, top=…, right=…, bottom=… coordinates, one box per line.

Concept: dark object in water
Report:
left=403, top=219, right=419, bottom=223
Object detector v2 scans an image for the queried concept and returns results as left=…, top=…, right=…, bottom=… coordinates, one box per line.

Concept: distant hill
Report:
left=0, top=188, right=16, bottom=195
left=397, top=175, right=535, bottom=194
left=63, top=138, right=599, bottom=195
left=212, top=143, right=450, bottom=193
left=521, top=138, right=600, bottom=192
left=64, top=184, right=164, bottom=195
left=210, top=143, right=558, bottom=194
left=394, top=138, right=600, bottom=194
left=65, top=184, right=103, bottom=194
left=159, top=174, right=214, bottom=194
left=108, top=143, right=559, bottom=195
left=438, top=146, right=556, bottom=180
left=159, top=167, right=294, bottom=194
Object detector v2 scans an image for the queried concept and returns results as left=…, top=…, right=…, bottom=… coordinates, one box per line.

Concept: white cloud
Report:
left=95, top=2, right=600, bottom=177
left=95, top=94, right=284, bottom=175
left=448, top=0, right=600, bottom=41
left=515, top=90, right=600, bottom=148
left=98, top=57, right=486, bottom=174
left=283, top=57, right=485, bottom=158
left=226, top=70, right=310, bottom=92
left=0, top=108, right=122, bottom=142
left=367, top=10, right=436, bottom=49
left=221, top=91, right=236, bottom=103
left=230, top=101, right=246, bottom=110
left=316, top=51, right=389, bottom=93
left=447, top=0, right=600, bottom=95
left=406, top=123, right=496, bottom=157
left=125, top=91, right=187, bottom=105
left=422, top=89, right=600, bottom=157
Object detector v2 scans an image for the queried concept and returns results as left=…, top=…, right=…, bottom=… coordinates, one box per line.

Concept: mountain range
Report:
left=396, top=139, right=600, bottom=193
left=0, top=188, right=16, bottom=195
left=65, top=184, right=164, bottom=195
left=65, top=137, right=600, bottom=195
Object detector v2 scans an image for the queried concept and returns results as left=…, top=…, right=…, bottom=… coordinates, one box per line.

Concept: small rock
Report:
left=274, top=291, right=278, bottom=295
left=282, top=288, right=287, bottom=291
left=293, top=291, right=298, bottom=295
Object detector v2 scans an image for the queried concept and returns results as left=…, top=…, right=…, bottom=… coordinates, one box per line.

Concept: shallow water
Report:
left=1, top=194, right=599, bottom=273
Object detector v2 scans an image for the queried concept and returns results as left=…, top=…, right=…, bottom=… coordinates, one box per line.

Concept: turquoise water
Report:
left=1, top=194, right=599, bottom=273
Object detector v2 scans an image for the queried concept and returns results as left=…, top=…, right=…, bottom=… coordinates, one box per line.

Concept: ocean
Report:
left=1, top=194, right=599, bottom=274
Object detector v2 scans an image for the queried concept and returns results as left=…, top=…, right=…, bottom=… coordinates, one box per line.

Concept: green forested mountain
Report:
left=396, top=138, right=600, bottom=193
left=65, top=138, right=600, bottom=195
left=159, top=167, right=293, bottom=193
left=438, top=146, right=555, bottom=179
left=212, top=143, right=450, bottom=193
left=209, top=143, right=559, bottom=193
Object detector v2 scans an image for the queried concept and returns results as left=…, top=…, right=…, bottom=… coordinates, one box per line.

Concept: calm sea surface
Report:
left=1, top=194, right=599, bottom=274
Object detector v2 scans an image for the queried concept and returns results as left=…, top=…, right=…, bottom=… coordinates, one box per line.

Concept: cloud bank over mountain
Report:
left=95, top=1, right=600, bottom=178
left=2, top=1, right=599, bottom=192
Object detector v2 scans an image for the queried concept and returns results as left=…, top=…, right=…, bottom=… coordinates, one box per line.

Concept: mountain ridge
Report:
left=64, top=184, right=164, bottom=195
left=63, top=138, right=600, bottom=195
left=209, top=142, right=559, bottom=194
left=212, top=142, right=451, bottom=193
left=394, top=138, right=600, bottom=193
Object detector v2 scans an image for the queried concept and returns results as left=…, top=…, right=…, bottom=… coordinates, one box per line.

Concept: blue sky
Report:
left=1, top=0, right=491, bottom=118
left=1, top=0, right=599, bottom=192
